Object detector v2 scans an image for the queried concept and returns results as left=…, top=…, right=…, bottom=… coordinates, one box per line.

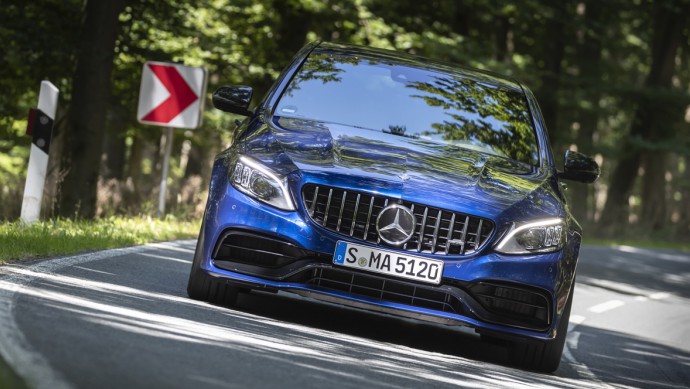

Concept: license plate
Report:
left=333, top=241, right=444, bottom=285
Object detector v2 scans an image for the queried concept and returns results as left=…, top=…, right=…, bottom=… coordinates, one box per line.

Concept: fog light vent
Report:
left=469, top=282, right=550, bottom=329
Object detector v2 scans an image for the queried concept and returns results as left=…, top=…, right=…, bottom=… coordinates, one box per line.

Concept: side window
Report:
left=523, top=89, right=552, bottom=168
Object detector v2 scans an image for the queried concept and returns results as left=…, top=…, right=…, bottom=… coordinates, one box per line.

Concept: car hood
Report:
left=241, top=117, right=561, bottom=220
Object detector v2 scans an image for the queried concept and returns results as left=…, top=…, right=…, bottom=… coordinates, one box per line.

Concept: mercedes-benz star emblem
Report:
left=376, top=204, right=416, bottom=246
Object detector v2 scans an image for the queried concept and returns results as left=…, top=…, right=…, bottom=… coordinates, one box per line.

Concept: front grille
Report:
left=302, top=184, right=494, bottom=255
left=307, top=267, right=463, bottom=314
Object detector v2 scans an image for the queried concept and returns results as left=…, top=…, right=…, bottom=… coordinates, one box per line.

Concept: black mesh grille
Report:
left=468, top=282, right=551, bottom=329
left=307, top=267, right=463, bottom=314
left=302, top=184, right=494, bottom=255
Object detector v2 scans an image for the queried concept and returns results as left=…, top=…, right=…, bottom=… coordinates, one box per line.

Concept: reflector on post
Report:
left=21, top=81, right=59, bottom=224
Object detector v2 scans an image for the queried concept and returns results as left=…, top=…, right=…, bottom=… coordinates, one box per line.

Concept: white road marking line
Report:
left=634, top=296, right=649, bottom=302
left=562, top=300, right=612, bottom=387
left=649, top=292, right=671, bottom=300
left=588, top=300, right=625, bottom=313
left=562, top=343, right=615, bottom=388
left=566, top=331, right=581, bottom=351
left=567, top=314, right=586, bottom=333
left=570, top=314, right=586, bottom=325
left=563, top=312, right=616, bottom=389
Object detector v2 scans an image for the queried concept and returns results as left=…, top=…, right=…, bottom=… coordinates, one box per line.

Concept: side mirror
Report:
left=558, top=150, right=600, bottom=183
left=212, top=85, right=254, bottom=116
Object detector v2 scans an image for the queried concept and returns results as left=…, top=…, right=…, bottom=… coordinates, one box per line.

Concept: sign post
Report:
left=21, top=81, right=59, bottom=224
left=137, top=62, right=207, bottom=217
left=158, top=126, right=174, bottom=216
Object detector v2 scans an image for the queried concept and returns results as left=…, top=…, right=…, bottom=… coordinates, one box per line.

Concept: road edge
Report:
left=0, top=240, right=195, bottom=389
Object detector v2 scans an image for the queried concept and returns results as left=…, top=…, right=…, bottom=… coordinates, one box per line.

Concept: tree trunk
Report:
left=58, top=0, right=125, bottom=218
left=493, top=15, right=510, bottom=62
left=570, top=0, right=603, bottom=226
left=639, top=2, right=689, bottom=232
left=102, top=108, right=127, bottom=180
left=126, top=134, right=143, bottom=187
left=450, top=2, right=471, bottom=37
left=184, top=144, right=203, bottom=178
left=676, top=157, right=690, bottom=238
left=640, top=152, right=669, bottom=231
left=600, top=0, right=687, bottom=232
left=537, top=5, right=567, bottom=150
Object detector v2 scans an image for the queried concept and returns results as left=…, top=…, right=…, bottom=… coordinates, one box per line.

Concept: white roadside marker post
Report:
left=20, top=81, right=59, bottom=224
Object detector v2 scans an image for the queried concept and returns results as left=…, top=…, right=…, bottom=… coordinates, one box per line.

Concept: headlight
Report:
left=231, top=156, right=296, bottom=211
left=495, top=218, right=566, bottom=254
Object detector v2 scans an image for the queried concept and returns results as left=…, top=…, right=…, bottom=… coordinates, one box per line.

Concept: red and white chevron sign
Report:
left=137, top=62, right=207, bottom=129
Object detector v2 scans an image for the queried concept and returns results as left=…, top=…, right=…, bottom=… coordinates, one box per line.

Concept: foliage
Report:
left=0, top=216, right=199, bottom=263
left=0, top=0, right=688, bottom=239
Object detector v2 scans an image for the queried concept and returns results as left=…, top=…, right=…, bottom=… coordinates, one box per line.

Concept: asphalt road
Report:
left=1, top=241, right=689, bottom=389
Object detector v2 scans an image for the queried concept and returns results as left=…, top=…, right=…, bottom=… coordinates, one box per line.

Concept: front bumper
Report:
left=198, top=178, right=573, bottom=341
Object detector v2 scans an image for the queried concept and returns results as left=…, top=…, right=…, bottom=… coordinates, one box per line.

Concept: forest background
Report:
left=1, top=0, right=689, bottom=242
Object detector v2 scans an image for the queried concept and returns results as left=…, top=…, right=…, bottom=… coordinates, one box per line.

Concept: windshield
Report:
left=274, top=52, right=539, bottom=165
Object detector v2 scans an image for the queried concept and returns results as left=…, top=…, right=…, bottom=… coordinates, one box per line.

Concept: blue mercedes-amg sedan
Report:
left=187, top=42, right=599, bottom=373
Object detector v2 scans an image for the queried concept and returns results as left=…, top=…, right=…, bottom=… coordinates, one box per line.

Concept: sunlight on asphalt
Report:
left=0, top=254, right=606, bottom=389
left=613, top=246, right=690, bottom=263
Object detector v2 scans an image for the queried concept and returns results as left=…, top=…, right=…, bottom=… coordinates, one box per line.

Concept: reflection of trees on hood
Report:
left=409, top=76, right=538, bottom=165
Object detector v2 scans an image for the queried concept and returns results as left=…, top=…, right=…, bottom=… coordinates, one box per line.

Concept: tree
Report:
left=536, top=3, right=570, bottom=150
left=58, top=0, right=125, bottom=218
left=568, top=0, right=604, bottom=225
left=599, top=0, right=689, bottom=232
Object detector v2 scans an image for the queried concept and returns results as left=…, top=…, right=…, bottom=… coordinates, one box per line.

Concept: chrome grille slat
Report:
left=377, top=199, right=389, bottom=245
left=336, top=191, right=347, bottom=231
left=403, top=203, right=415, bottom=250
left=350, top=193, right=361, bottom=236
left=444, top=213, right=456, bottom=255
left=308, top=186, right=319, bottom=216
left=431, top=209, right=442, bottom=250
left=474, top=219, right=483, bottom=250
left=459, top=216, right=470, bottom=253
left=363, top=196, right=375, bottom=240
left=417, top=207, right=428, bottom=252
left=323, top=188, right=333, bottom=226
left=302, top=184, right=493, bottom=256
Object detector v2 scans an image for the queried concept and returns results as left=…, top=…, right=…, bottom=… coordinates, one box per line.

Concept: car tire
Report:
left=508, top=283, right=574, bottom=373
left=187, top=233, right=240, bottom=307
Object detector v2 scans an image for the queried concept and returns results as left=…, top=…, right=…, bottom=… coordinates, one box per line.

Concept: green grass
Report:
left=583, top=238, right=690, bottom=252
left=3, top=217, right=686, bottom=264
left=0, top=216, right=200, bottom=264
left=0, top=356, right=28, bottom=389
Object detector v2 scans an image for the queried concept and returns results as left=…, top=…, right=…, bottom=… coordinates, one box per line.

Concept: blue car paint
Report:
left=196, top=42, right=583, bottom=343
left=198, top=163, right=577, bottom=339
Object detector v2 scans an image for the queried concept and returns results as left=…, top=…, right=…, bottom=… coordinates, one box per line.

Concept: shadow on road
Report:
left=579, top=245, right=690, bottom=299
left=565, top=324, right=690, bottom=388
left=5, top=241, right=689, bottom=389
left=232, top=290, right=690, bottom=389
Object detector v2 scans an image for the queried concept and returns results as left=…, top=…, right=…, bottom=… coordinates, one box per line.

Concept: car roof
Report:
left=313, top=41, right=525, bottom=93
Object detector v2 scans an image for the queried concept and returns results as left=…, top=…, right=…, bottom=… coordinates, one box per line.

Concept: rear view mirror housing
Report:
left=212, top=85, right=254, bottom=116
left=558, top=150, right=600, bottom=183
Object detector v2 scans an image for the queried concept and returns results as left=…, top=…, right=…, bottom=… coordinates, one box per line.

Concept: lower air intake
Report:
left=307, top=267, right=464, bottom=314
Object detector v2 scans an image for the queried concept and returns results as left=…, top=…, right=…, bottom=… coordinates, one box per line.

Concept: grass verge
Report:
left=0, top=216, right=199, bottom=264
left=1, top=356, right=28, bottom=389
